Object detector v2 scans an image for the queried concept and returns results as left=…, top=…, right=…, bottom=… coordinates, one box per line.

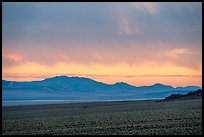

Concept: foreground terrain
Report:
left=2, top=99, right=202, bottom=135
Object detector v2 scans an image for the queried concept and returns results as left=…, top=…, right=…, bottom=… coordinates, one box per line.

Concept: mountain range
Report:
left=2, top=76, right=202, bottom=104
left=2, top=75, right=200, bottom=92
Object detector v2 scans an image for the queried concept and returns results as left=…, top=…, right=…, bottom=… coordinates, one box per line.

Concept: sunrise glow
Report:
left=2, top=2, right=202, bottom=87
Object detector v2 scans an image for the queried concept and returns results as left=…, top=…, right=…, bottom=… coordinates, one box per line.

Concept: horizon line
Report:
left=2, top=75, right=202, bottom=88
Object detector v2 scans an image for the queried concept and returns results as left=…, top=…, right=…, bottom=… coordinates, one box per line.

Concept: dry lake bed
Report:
left=2, top=99, right=202, bottom=135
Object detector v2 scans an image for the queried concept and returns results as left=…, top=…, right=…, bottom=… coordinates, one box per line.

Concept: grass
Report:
left=2, top=99, right=202, bottom=135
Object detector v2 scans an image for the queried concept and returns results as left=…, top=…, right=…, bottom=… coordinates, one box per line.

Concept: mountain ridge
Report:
left=2, top=75, right=201, bottom=92
left=2, top=76, right=202, bottom=104
left=163, top=89, right=202, bottom=101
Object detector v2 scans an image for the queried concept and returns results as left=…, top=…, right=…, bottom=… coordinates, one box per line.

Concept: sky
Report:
left=2, top=2, right=202, bottom=87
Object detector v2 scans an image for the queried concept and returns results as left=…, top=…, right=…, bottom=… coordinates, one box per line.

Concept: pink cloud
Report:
left=3, top=53, right=23, bottom=62
left=2, top=40, right=202, bottom=71
left=112, top=6, right=140, bottom=36
left=131, top=2, right=159, bottom=15
left=118, top=17, right=138, bottom=36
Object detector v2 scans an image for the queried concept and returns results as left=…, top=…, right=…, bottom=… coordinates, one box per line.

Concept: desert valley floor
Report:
left=2, top=99, right=202, bottom=135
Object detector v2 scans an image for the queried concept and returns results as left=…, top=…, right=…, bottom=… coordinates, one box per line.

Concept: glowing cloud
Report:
left=2, top=62, right=202, bottom=87
left=4, top=54, right=23, bottom=62
left=170, top=48, right=195, bottom=55
left=131, top=2, right=159, bottom=15
left=2, top=2, right=202, bottom=87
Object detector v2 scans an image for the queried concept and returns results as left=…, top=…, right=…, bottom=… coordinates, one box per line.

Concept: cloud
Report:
left=3, top=73, right=201, bottom=82
left=2, top=62, right=202, bottom=87
left=112, top=5, right=140, bottom=36
left=2, top=53, right=24, bottom=68
left=131, top=2, right=159, bottom=15
left=2, top=40, right=202, bottom=72
left=170, top=48, right=196, bottom=55
left=3, top=53, right=23, bottom=62
left=2, top=2, right=202, bottom=87
left=117, top=16, right=138, bottom=36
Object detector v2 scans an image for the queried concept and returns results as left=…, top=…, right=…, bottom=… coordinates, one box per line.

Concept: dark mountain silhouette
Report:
left=164, top=89, right=202, bottom=101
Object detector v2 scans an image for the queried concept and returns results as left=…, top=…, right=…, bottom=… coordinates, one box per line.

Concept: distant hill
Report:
left=2, top=76, right=136, bottom=91
left=135, top=83, right=174, bottom=93
left=112, top=82, right=136, bottom=90
left=164, top=89, right=202, bottom=101
left=2, top=76, right=202, bottom=102
left=2, top=75, right=201, bottom=92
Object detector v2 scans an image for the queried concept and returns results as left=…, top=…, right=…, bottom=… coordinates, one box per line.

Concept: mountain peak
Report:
left=151, top=83, right=173, bottom=87
left=113, top=82, right=136, bottom=87
left=112, top=82, right=136, bottom=90
left=151, top=83, right=165, bottom=86
left=43, top=75, right=69, bottom=81
left=44, top=75, right=89, bottom=81
left=54, top=75, right=69, bottom=78
left=114, top=82, right=128, bottom=85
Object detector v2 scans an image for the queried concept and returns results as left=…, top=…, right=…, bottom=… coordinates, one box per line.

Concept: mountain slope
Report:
left=164, top=89, right=202, bottom=101
left=2, top=76, right=136, bottom=92
left=135, top=83, right=175, bottom=93
left=112, top=82, right=136, bottom=90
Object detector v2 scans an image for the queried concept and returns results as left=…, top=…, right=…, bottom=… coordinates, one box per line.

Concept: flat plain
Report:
left=2, top=99, right=202, bottom=135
